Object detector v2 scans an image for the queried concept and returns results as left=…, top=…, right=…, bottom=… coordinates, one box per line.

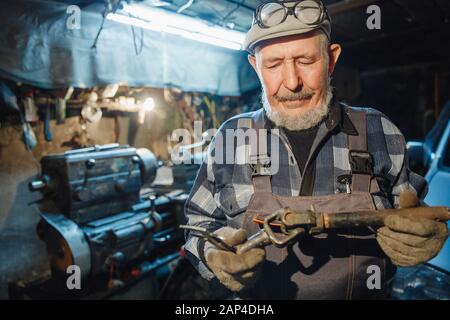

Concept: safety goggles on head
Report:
left=253, top=0, right=330, bottom=29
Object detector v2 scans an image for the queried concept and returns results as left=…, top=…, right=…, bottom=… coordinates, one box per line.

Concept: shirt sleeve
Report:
left=183, top=136, right=227, bottom=280
left=380, top=115, right=428, bottom=207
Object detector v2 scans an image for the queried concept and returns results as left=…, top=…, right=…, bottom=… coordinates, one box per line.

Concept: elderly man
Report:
left=183, top=0, right=448, bottom=299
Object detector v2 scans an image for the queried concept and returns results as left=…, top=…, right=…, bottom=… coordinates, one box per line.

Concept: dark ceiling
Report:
left=136, top=0, right=450, bottom=72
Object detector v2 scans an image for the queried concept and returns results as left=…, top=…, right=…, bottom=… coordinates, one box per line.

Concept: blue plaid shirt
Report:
left=184, top=100, right=427, bottom=280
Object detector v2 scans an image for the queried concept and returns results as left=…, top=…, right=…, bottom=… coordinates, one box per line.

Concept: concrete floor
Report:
left=0, top=139, right=50, bottom=299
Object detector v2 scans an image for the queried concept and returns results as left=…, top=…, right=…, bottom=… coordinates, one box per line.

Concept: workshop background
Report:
left=1, top=0, right=450, bottom=300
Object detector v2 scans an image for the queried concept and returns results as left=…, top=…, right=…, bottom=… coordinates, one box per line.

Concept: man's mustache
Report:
left=275, top=89, right=315, bottom=102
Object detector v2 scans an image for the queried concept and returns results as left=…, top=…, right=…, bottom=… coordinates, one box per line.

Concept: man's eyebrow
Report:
left=294, top=54, right=315, bottom=60
left=263, top=57, right=283, bottom=63
left=263, top=54, right=315, bottom=63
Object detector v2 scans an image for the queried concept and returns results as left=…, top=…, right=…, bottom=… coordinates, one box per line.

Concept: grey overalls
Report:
left=241, top=108, right=395, bottom=300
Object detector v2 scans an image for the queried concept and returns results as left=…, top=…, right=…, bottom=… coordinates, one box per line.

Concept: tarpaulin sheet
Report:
left=0, top=0, right=259, bottom=96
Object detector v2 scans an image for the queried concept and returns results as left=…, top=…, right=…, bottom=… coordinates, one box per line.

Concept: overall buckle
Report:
left=348, top=150, right=373, bottom=175
left=250, top=155, right=271, bottom=176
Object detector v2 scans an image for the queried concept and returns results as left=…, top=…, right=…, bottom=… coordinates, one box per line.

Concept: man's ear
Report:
left=328, top=44, right=342, bottom=76
left=248, top=54, right=258, bottom=74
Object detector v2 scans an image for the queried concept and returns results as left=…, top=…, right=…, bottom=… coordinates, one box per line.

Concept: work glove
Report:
left=203, top=227, right=265, bottom=292
left=377, top=190, right=449, bottom=267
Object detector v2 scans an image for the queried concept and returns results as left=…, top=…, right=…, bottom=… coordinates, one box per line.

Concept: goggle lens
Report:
left=294, top=0, right=322, bottom=25
left=260, top=3, right=286, bottom=27
left=256, top=1, right=326, bottom=28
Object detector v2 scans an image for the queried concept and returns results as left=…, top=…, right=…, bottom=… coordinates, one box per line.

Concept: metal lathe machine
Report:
left=9, top=144, right=189, bottom=299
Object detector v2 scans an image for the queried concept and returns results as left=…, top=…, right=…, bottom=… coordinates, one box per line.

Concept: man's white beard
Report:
left=262, top=87, right=333, bottom=131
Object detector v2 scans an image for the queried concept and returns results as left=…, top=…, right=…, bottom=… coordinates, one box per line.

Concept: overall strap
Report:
left=346, top=109, right=373, bottom=193
left=248, top=109, right=272, bottom=194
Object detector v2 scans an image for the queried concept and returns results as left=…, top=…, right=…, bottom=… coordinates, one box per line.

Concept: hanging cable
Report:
left=177, top=0, right=195, bottom=14
left=91, top=12, right=107, bottom=53
left=91, top=0, right=123, bottom=52
left=130, top=14, right=144, bottom=56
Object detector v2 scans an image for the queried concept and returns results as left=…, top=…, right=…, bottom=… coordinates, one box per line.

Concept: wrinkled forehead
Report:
left=255, top=31, right=325, bottom=59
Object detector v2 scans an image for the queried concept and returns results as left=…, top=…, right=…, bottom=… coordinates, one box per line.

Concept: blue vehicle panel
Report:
left=424, top=120, right=450, bottom=273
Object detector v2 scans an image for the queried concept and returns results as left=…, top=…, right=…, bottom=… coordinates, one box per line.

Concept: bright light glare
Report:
left=106, top=4, right=245, bottom=51
left=143, top=97, right=155, bottom=112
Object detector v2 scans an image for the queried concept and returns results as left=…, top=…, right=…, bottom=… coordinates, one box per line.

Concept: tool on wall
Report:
left=43, top=100, right=52, bottom=142
left=0, top=82, right=37, bottom=149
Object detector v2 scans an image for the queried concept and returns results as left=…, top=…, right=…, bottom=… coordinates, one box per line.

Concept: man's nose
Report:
left=282, top=60, right=302, bottom=92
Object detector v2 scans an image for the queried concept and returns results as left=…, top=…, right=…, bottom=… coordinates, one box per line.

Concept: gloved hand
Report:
left=203, top=227, right=265, bottom=292
left=377, top=190, right=449, bottom=267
